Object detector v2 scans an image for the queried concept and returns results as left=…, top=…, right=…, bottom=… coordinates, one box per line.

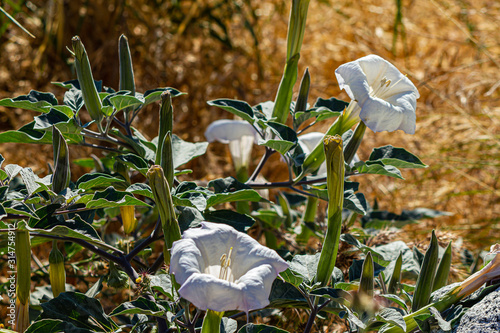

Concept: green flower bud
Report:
left=49, top=241, right=66, bottom=298
left=146, top=165, right=181, bottom=265
left=156, top=92, right=173, bottom=166
left=51, top=126, right=70, bottom=194
left=118, top=35, right=135, bottom=94
left=315, top=135, right=344, bottom=287
left=120, top=205, right=137, bottom=234
left=72, top=36, right=104, bottom=132
left=159, top=132, right=174, bottom=189
left=16, top=229, right=31, bottom=306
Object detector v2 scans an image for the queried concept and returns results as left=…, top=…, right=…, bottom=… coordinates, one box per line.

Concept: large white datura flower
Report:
left=204, top=119, right=258, bottom=172
left=335, top=54, right=420, bottom=134
left=298, top=132, right=360, bottom=174
left=170, top=222, right=289, bottom=313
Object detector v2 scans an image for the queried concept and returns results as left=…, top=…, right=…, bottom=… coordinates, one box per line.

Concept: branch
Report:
left=247, top=147, right=275, bottom=182
left=126, top=218, right=163, bottom=262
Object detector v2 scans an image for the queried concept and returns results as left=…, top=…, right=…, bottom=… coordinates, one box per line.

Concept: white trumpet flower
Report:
left=335, top=54, right=420, bottom=134
left=170, top=222, right=289, bottom=313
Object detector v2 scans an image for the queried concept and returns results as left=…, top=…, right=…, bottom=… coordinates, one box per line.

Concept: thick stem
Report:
left=201, top=310, right=223, bottom=333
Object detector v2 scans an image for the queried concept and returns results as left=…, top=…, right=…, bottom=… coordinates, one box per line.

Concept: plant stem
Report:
left=248, top=147, right=274, bottom=182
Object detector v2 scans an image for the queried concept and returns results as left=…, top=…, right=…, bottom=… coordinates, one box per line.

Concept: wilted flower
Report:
left=335, top=54, right=419, bottom=134
left=170, top=222, right=289, bottom=313
left=204, top=119, right=258, bottom=177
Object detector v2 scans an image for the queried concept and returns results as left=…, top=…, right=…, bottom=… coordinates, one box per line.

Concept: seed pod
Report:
left=107, top=262, right=129, bottom=289
left=72, top=36, right=104, bottom=132
left=146, top=165, right=181, bottom=265
left=120, top=205, right=137, bottom=234
left=49, top=240, right=66, bottom=298
left=16, top=299, right=29, bottom=333
left=51, top=126, right=70, bottom=194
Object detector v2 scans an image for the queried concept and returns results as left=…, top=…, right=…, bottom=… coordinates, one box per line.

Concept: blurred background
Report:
left=0, top=0, right=498, bottom=249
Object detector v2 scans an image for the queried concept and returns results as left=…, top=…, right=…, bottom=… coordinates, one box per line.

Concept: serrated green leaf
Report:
left=208, top=99, right=255, bottom=123
left=109, top=297, right=166, bottom=316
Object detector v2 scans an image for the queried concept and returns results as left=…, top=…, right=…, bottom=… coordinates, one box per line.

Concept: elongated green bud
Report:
left=146, top=165, right=181, bottom=265
left=286, top=0, right=310, bottom=61
left=119, top=35, right=135, bottom=94
left=315, top=135, right=344, bottom=286
left=49, top=240, right=66, bottom=298
left=388, top=251, right=403, bottom=294
left=52, top=126, right=70, bottom=194
left=433, top=241, right=452, bottom=292
left=119, top=34, right=135, bottom=124
left=344, top=121, right=366, bottom=165
left=412, top=230, right=439, bottom=312
left=296, top=68, right=310, bottom=113
left=159, top=132, right=174, bottom=188
left=120, top=205, right=137, bottom=234
left=156, top=92, right=173, bottom=165
left=72, top=36, right=104, bottom=132
left=359, top=252, right=374, bottom=297
left=16, top=229, right=31, bottom=305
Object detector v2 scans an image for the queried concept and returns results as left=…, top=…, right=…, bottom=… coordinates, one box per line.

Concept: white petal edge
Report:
left=204, top=119, right=258, bottom=143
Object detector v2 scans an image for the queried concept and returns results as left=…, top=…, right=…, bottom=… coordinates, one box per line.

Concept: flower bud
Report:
left=49, top=241, right=66, bottom=298
left=118, top=35, right=135, bottom=94
left=51, top=126, right=71, bottom=194
left=159, top=132, right=174, bottom=188
left=72, top=36, right=104, bottom=132
left=315, top=135, right=344, bottom=287
left=155, top=92, right=173, bottom=166
left=16, top=229, right=31, bottom=332
left=120, top=205, right=137, bottom=234
left=146, top=165, right=181, bottom=265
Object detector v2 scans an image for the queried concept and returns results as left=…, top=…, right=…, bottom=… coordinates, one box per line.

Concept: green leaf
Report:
left=344, top=191, right=367, bottom=215
left=376, top=308, right=406, bottom=331
left=63, top=88, right=84, bottom=112
left=39, top=292, right=118, bottom=332
left=3, top=200, right=36, bottom=218
left=143, top=87, right=185, bottom=105
left=353, top=161, right=403, bottom=179
left=109, top=297, right=166, bottom=316
left=258, top=139, right=296, bottom=155
left=108, top=93, right=145, bottom=111
left=313, top=97, right=349, bottom=112
left=432, top=242, right=452, bottom=292
left=0, top=121, right=53, bottom=144
left=25, top=319, right=94, bottom=333
left=0, top=90, right=57, bottom=113
left=309, top=287, right=352, bottom=305
left=172, top=134, right=208, bottom=168
left=76, top=173, right=126, bottom=190
left=348, top=259, right=385, bottom=281
left=369, top=146, right=427, bottom=169
left=267, top=121, right=298, bottom=143
left=150, top=274, right=177, bottom=301
left=84, top=187, right=150, bottom=209
left=429, top=307, right=451, bottom=331
left=116, top=154, right=149, bottom=175
left=378, top=294, right=408, bottom=312
left=288, top=253, right=320, bottom=286
left=340, top=233, right=390, bottom=266
left=125, top=183, right=153, bottom=199
left=204, top=210, right=255, bottom=232
left=237, top=324, right=290, bottom=333
left=27, top=215, right=102, bottom=243
left=208, top=99, right=255, bottom=123
left=206, top=189, right=263, bottom=208
left=279, top=269, right=304, bottom=287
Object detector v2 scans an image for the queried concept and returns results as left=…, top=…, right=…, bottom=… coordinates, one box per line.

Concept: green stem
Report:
left=201, top=310, right=223, bottom=333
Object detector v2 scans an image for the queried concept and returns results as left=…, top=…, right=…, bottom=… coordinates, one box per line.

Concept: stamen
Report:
left=219, top=247, right=233, bottom=281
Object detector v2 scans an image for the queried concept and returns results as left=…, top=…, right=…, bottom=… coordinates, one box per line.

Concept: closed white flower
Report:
left=170, top=222, right=289, bottom=313
left=335, top=55, right=420, bottom=134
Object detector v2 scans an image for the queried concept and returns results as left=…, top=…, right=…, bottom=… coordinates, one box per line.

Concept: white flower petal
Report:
left=228, top=135, right=255, bottom=170
left=204, top=119, right=258, bottom=144
left=298, top=132, right=325, bottom=155
left=170, top=222, right=289, bottom=313
left=335, top=54, right=419, bottom=134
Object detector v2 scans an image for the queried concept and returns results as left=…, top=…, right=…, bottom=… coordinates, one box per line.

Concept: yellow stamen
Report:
left=219, top=247, right=233, bottom=281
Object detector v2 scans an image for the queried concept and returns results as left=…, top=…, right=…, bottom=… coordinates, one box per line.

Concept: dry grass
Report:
left=0, top=1, right=498, bottom=327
